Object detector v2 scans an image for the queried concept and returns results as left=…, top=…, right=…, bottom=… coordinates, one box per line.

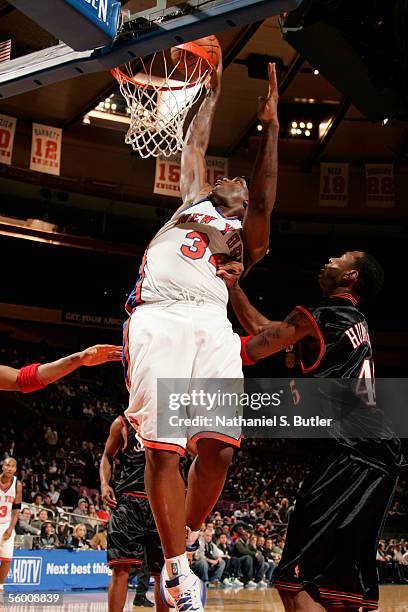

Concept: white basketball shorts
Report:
left=124, top=301, right=243, bottom=455
left=0, top=523, right=15, bottom=560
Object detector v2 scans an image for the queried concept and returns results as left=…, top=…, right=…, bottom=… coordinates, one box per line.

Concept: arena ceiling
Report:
left=1, top=0, right=407, bottom=168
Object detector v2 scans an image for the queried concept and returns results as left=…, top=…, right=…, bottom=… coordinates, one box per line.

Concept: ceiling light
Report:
left=256, top=123, right=263, bottom=131
left=314, top=69, right=319, bottom=75
left=290, top=128, right=297, bottom=135
left=292, top=121, right=298, bottom=128
left=382, top=118, right=389, bottom=126
left=305, top=130, right=311, bottom=137
left=300, top=122, right=305, bottom=129
left=307, top=122, right=313, bottom=129
left=296, top=129, right=302, bottom=135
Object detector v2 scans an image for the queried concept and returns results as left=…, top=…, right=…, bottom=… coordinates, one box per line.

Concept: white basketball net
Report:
left=112, top=48, right=213, bottom=158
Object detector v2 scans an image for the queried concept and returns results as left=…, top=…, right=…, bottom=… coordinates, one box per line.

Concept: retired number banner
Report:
left=0, top=113, right=16, bottom=166
left=154, top=154, right=228, bottom=198
left=30, top=123, right=62, bottom=176
left=319, top=163, right=349, bottom=206
left=365, top=164, right=395, bottom=207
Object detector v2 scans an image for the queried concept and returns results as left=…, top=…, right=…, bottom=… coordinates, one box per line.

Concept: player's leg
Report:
left=186, top=306, right=243, bottom=537
left=144, top=449, right=187, bottom=560
left=126, top=306, right=191, bottom=569
left=133, top=554, right=154, bottom=608
left=279, top=590, right=327, bottom=611
left=0, top=559, right=11, bottom=589
left=185, top=438, right=234, bottom=531
left=153, top=576, right=169, bottom=612
left=107, top=495, right=146, bottom=612
left=108, top=564, right=131, bottom=612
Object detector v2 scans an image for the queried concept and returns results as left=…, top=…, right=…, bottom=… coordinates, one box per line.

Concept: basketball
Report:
left=170, top=35, right=221, bottom=78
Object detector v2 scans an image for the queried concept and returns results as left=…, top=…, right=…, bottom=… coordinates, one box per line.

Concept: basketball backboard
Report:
left=0, top=0, right=303, bottom=99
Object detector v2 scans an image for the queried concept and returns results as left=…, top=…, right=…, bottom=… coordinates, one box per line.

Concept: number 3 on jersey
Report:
left=180, top=231, right=209, bottom=260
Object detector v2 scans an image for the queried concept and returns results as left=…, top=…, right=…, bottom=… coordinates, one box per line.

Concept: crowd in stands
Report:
left=1, top=335, right=408, bottom=585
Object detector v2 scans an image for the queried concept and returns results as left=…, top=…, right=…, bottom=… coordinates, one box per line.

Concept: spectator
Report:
left=231, top=530, right=257, bottom=587
left=42, top=494, right=56, bottom=519
left=29, top=493, right=43, bottom=518
left=217, top=533, right=242, bottom=586
left=85, top=503, right=99, bottom=537
left=48, top=483, right=60, bottom=505
left=257, top=535, right=275, bottom=584
left=71, top=524, right=90, bottom=549
left=40, top=523, right=58, bottom=548
left=72, top=499, right=88, bottom=525
left=193, top=530, right=226, bottom=586
left=96, top=501, right=110, bottom=526
left=31, top=509, right=51, bottom=532
left=16, top=508, right=40, bottom=536
left=248, top=534, right=268, bottom=586
left=44, top=426, right=58, bottom=447
left=89, top=529, right=107, bottom=550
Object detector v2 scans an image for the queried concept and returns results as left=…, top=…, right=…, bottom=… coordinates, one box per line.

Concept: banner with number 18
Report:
left=319, top=163, right=349, bottom=207
left=30, top=123, right=62, bottom=176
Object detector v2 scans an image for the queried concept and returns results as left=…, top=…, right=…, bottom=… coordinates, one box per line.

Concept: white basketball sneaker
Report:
left=160, top=568, right=206, bottom=611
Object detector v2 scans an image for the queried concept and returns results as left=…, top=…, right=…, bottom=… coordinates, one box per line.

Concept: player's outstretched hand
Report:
left=257, top=62, right=279, bottom=125
left=216, top=260, right=244, bottom=289
left=102, top=484, right=117, bottom=508
left=79, top=345, right=122, bottom=367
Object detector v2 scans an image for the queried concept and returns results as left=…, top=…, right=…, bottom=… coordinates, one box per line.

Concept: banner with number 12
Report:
left=30, top=123, right=62, bottom=176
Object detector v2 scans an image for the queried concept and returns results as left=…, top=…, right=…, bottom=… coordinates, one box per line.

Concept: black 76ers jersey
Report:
left=287, top=293, right=404, bottom=468
left=114, top=416, right=146, bottom=496
left=293, top=293, right=373, bottom=381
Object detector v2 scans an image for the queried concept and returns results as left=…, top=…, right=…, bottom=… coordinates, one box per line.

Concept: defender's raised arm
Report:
left=243, top=62, right=279, bottom=271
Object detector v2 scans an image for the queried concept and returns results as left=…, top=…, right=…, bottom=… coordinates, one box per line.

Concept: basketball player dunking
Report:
left=219, top=252, right=405, bottom=612
left=0, top=458, right=22, bottom=592
left=123, top=61, right=279, bottom=610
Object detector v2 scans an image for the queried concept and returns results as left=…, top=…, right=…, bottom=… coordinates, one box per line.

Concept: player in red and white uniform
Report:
left=0, top=458, right=22, bottom=592
left=123, top=61, right=280, bottom=610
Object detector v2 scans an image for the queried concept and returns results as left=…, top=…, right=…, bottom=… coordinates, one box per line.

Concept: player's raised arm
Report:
left=0, top=366, right=19, bottom=391
left=100, top=417, right=124, bottom=508
left=0, top=344, right=122, bottom=393
left=243, top=63, right=279, bottom=271
left=178, top=61, right=222, bottom=207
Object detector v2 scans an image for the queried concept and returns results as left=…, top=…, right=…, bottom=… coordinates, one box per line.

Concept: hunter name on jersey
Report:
left=126, top=199, right=243, bottom=311
left=345, top=321, right=371, bottom=350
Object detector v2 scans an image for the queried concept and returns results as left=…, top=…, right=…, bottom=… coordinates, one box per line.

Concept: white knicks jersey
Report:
left=126, top=199, right=243, bottom=311
left=0, top=476, right=17, bottom=525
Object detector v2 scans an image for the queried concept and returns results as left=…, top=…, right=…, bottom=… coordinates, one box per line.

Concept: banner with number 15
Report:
left=154, top=154, right=228, bottom=198
left=30, top=123, right=62, bottom=176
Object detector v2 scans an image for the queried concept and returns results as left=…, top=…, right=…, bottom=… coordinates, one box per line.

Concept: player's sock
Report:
left=165, top=552, right=190, bottom=581
left=186, top=526, right=200, bottom=547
